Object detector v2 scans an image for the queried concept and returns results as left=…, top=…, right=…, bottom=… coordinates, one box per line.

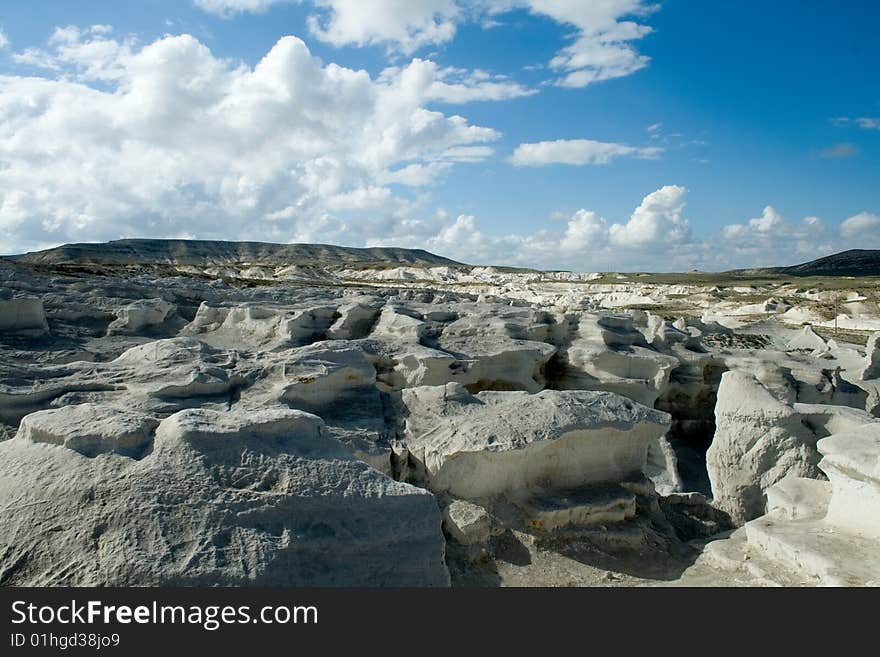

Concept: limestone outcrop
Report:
left=0, top=406, right=449, bottom=586
left=4, top=240, right=880, bottom=587
left=706, top=369, right=875, bottom=523
left=399, top=383, right=670, bottom=500
left=863, top=332, right=880, bottom=380
left=0, top=295, right=49, bottom=336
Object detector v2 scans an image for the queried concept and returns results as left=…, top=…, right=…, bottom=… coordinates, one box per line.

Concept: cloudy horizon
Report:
left=1, top=1, right=878, bottom=271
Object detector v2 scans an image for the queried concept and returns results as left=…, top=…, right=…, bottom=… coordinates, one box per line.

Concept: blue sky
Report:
left=0, top=1, right=878, bottom=270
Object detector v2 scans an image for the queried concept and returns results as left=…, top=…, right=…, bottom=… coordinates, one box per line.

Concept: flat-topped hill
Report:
left=6, top=238, right=465, bottom=269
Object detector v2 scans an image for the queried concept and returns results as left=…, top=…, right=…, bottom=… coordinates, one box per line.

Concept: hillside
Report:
left=6, top=238, right=465, bottom=269
left=731, top=249, right=880, bottom=278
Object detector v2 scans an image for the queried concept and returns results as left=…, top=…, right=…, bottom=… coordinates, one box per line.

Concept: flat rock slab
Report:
left=16, top=403, right=158, bottom=458
left=744, top=516, right=880, bottom=586
left=517, top=484, right=637, bottom=533
left=402, top=384, right=670, bottom=499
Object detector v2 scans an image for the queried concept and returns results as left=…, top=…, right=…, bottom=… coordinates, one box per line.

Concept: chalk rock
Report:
left=786, top=325, right=827, bottom=352
left=519, top=484, right=637, bottom=533
left=278, top=343, right=377, bottom=414
left=183, top=303, right=337, bottom=349
left=400, top=383, right=670, bottom=500
left=442, top=500, right=498, bottom=545
left=862, top=332, right=880, bottom=380
left=764, top=476, right=831, bottom=521
left=0, top=296, right=49, bottom=336
left=370, top=304, right=427, bottom=341
left=707, top=369, right=874, bottom=523
left=384, top=340, right=555, bottom=393
left=17, top=403, right=158, bottom=458
left=107, top=298, right=175, bottom=335
left=325, top=302, right=379, bottom=340
left=0, top=407, right=449, bottom=586
left=557, top=313, right=678, bottom=406
left=817, top=424, right=880, bottom=539
left=113, top=337, right=245, bottom=400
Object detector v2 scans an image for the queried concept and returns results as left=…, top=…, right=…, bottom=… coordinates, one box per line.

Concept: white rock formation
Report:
left=707, top=369, right=875, bottom=523
left=277, top=343, right=376, bottom=414
left=764, top=476, right=831, bottom=520
left=817, top=425, right=880, bottom=539
left=442, top=500, right=499, bottom=546
left=107, top=298, right=175, bottom=335
left=0, top=406, right=449, bottom=586
left=786, top=325, right=827, bottom=352
left=400, top=383, right=670, bottom=500
left=325, top=301, right=379, bottom=340
left=0, top=295, right=49, bottom=336
left=17, top=403, right=158, bottom=458
left=558, top=313, right=679, bottom=406
left=862, top=332, right=880, bottom=380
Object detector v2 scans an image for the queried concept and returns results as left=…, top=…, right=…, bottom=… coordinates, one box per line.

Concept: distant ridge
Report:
left=7, top=238, right=465, bottom=269
left=730, top=249, right=880, bottom=277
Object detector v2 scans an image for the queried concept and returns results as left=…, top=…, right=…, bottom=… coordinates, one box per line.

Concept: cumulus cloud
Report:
left=608, top=185, right=689, bottom=246
left=407, top=194, right=872, bottom=272
left=363, top=185, right=694, bottom=270
left=0, top=28, right=9, bottom=50
left=378, top=59, right=535, bottom=103
left=519, top=0, right=656, bottom=88
left=840, top=212, right=880, bottom=239
left=193, top=1, right=657, bottom=87
left=560, top=210, right=608, bottom=251
left=510, top=138, right=662, bottom=166
left=0, top=29, right=503, bottom=253
left=308, top=0, right=460, bottom=53
left=718, top=206, right=833, bottom=266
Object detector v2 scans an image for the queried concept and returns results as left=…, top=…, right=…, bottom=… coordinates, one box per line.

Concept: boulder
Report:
left=17, top=403, right=158, bottom=458
left=107, top=298, right=175, bottom=335
left=764, top=476, right=831, bottom=521
left=442, top=500, right=498, bottom=545
left=817, top=424, right=880, bottom=539
left=0, top=406, right=449, bottom=586
left=325, top=302, right=379, bottom=340
left=400, top=383, right=670, bottom=500
left=277, top=343, right=377, bottom=414
left=707, top=369, right=874, bottom=523
left=0, top=296, right=49, bottom=336
left=786, top=325, right=827, bottom=352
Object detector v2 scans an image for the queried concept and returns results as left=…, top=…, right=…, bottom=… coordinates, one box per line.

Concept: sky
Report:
left=0, top=0, right=878, bottom=271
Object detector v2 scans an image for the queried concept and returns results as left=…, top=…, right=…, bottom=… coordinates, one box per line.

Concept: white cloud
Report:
left=719, top=207, right=833, bottom=265
left=308, top=0, right=460, bottom=54
left=378, top=59, right=534, bottom=103
left=532, top=0, right=655, bottom=88
left=389, top=193, right=875, bottom=273
left=192, top=1, right=657, bottom=88
left=840, top=212, right=880, bottom=238
left=510, top=138, right=662, bottom=166
left=608, top=185, right=689, bottom=246
left=384, top=185, right=692, bottom=269
left=0, top=29, right=502, bottom=254
left=0, top=28, right=9, bottom=50
left=193, top=0, right=284, bottom=17
left=560, top=209, right=608, bottom=250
